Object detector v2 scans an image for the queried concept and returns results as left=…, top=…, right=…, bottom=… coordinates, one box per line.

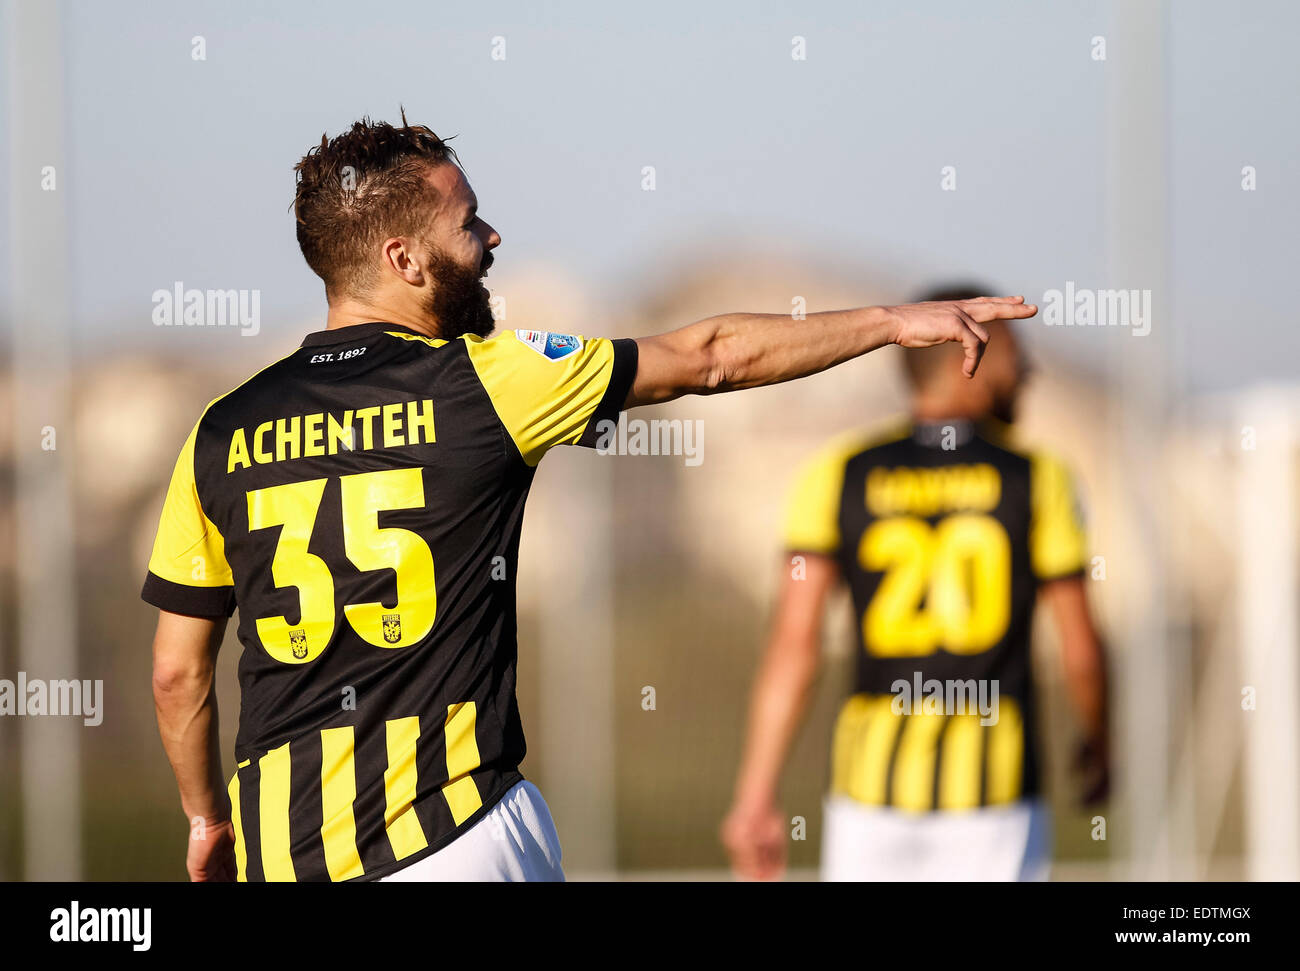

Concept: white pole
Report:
left=1236, top=388, right=1300, bottom=880
left=6, top=0, right=82, bottom=880
left=1106, top=0, right=1174, bottom=879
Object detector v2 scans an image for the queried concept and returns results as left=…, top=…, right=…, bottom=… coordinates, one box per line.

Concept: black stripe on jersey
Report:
left=931, top=714, right=951, bottom=811
left=239, top=759, right=265, bottom=883
left=351, top=720, right=399, bottom=878
left=412, top=710, right=455, bottom=852
left=978, top=727, right=990, bottom=807
left=577, top=338, right=640, bottom=447
left=288, top=730, right=329, bottom=881
left=881, top=716, right=905, bottom=808
left=141, top=572, right=235, bottom=617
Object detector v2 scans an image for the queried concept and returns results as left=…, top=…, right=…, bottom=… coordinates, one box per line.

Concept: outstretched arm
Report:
left=626, top=296, right=1038, bottom=408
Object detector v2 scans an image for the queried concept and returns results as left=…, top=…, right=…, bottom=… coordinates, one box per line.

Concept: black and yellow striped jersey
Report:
left=784, top=419, right=1087, bottom=812
left=142, top=322, right=637, bottom=881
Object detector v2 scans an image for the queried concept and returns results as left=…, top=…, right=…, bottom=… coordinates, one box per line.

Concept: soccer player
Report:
left=143, top=119, right=1037, bottom=882
left=721, top=285, right=1109, bottom=881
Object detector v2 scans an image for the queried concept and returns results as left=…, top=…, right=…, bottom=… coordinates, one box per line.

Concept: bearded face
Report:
left=422, top=245, right=496, bottom=339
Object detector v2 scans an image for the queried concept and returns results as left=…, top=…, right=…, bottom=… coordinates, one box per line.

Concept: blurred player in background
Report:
left=143, top=115, right=1040, bottom=882
left=722, top=284, right=1109, bottom=881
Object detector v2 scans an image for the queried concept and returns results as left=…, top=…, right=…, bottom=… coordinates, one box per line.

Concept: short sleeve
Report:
left=463, top=329, right=639, bottom=466
left=1030, top=452, right=1088, bottom=582
left=141, top=419, right=237, bottom=616
left=783, top=437, right=859, bottom=556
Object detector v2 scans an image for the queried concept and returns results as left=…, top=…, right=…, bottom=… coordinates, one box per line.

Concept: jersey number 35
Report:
left=247, top=467, right=436, bottom=663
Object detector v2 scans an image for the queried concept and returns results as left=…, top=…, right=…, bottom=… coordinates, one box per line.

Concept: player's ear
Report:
left=382, top=237, right=424, bottom=285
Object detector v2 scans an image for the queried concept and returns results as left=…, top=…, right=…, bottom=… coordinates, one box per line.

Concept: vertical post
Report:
left=7, top=0, right=82, bottom=879
left=1236, top=389, right=1300, bottom=880
left=1105, top=0, right=1173, bottom=879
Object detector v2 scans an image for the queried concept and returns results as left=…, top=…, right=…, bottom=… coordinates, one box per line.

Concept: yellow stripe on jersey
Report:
left=462, top=330, right=618, bottom=466
left=319, top=726, right=364, bottom=881
left=259, top=742, right=296, bottom=881
left=846, top=696, right=904, bottom=805
left=829, top=695, right=870, bottom=797
left=228, top=768, right=247, bottom=882
left=783, top=425, right=909, bottom=556
left=891, top=711, right=948, bottom=811
left=442, top=702, right=484, bottom=825
left=147, top=419, right=235, bottom=588
left=383, top=716, right=429, bottom=862
left=1029, top=452, right=1087, bottom=580
left=832, top=693, right=1026, bottom=809
left=937, top=713, right=984, bottom=810
left=986, top=699, right=1025, bottom=805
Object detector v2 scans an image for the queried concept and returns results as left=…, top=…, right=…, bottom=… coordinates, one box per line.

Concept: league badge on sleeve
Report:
left=516, top=329, right=581, bottom=361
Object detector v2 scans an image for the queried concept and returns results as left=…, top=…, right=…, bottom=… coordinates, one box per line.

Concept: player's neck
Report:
left=910, top=399, right=984, bottom=423
left=324, top=298, right=440, bottom=339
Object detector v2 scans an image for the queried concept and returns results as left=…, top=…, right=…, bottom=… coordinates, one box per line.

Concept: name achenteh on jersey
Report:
left=226, top=398, right=436, bottom=472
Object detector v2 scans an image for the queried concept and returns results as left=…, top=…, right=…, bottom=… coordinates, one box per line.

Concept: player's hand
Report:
left=187, top=816, right=237, bottom=882
left=884, top=295, right=1038, bottom=378
left=721, top=799, right=788, bottom=881
left=1075, top=737, right=1110, bottom=806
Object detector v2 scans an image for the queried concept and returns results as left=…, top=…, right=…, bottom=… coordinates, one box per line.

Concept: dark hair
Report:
left=293, top=111, right=461, bottom=299
left=902, top=281, right=999, bottom=388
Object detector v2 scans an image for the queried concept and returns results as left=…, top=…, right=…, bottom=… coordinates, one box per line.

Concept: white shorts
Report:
left=820, top=796, right=1052, bottom=881
left=380, top=780, right=564, bottom=882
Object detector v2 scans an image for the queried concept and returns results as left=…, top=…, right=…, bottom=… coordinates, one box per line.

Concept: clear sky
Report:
left=4, top=0, right=1297, bottom=393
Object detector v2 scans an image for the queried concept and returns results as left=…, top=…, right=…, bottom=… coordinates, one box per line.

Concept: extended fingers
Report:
left=963, top=298, right=1039, bottom=322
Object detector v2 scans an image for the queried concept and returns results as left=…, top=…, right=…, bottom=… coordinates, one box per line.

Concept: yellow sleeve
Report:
left=1030, top=452, right=1088, bottom=581
left=141, top=418, right=237, bottom=616
left=783, top=437, right=859, bottom=556
left=464, top=329, right=639, bottom=466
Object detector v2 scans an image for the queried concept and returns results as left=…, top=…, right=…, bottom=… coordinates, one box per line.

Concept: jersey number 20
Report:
left=858, top=513, right=1010, bottom=657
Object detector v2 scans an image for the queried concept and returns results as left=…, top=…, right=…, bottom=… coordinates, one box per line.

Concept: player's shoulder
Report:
left=460, top=328, right=592, bottom=364
left=785, top=420, right=912, bottom=506
left=783, top=423, right=908, bottom=552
